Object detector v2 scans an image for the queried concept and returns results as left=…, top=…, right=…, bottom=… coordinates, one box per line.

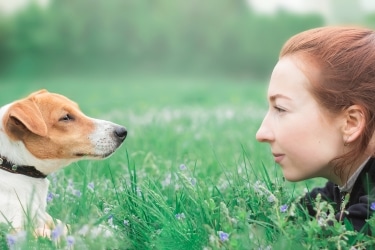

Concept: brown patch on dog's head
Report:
left=3, top=89, right=96, bottom=159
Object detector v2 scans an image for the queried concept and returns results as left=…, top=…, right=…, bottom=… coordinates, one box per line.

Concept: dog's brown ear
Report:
left=7, top=99, right=48, bottom=137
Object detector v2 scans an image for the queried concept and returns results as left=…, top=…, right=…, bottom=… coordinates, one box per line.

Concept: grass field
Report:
left=0, top=74, right=373, bottom=249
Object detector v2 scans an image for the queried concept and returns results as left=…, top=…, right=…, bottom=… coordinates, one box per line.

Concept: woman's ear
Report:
left=342, top=105, right=365, bottom=143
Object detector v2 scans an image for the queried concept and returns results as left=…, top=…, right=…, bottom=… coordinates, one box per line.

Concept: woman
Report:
left=256, top=26, right=375, bottom=233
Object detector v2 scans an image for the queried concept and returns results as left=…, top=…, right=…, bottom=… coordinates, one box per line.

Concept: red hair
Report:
left=280, top=26, right=375, bottom=176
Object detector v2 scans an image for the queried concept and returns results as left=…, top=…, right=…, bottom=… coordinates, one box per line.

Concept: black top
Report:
left=302, top=157, right=375, bottom=233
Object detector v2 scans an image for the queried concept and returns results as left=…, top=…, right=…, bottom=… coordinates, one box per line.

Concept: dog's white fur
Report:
left=0, top=90, right=126, bottom=234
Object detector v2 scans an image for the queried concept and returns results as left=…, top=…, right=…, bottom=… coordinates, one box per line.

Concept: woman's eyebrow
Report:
left=269, top=94, right=292, bottom=101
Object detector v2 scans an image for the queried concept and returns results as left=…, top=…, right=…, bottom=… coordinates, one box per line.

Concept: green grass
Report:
left=0, top=74, right=373, bottom=249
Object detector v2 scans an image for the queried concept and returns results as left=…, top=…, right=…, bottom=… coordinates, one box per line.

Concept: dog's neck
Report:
left=0, top=156, right=47, bottom=178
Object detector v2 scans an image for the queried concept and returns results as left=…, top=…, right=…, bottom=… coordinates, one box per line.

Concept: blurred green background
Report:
left=0, top=0, right=375, bottom=99
left=2, top=0, right=375, bottom=82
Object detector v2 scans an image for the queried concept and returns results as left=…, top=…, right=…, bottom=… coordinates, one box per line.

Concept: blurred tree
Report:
left=0, top=0, right=324, bottom=79
left=0, top=17, right=12, bottom=74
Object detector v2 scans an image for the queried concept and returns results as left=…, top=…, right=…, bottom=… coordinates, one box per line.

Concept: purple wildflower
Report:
left=47, top=192, right=54, bottom=203
left=190, top=178, right=197, bottom=186
left=6, top=234, right=16, bottom=247
left=66, top=235, right=75, bottom=247
left=371, top=202, right=375, bottom=211
left=218, top=231, right=229, bottom=242
left=280, top=204, right=288, bottom=213
left=51, top=225, right=64, bottom=241
left=179, top=164, right=187, bottom=171
left=73, top=190, right=81, bottom=197
left=88, top=182, right=95, bottom=192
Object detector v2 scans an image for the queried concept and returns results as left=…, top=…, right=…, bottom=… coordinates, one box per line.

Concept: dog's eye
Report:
left=59, top=114, right=74, bottom=122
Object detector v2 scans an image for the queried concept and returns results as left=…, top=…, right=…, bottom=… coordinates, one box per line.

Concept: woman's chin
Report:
left=282, top=172, right=305, bottom=182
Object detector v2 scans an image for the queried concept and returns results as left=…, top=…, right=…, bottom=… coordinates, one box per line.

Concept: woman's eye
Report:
left=274, top=106, right=286, bottom=113
left=59, top=114, right=73, bottom=121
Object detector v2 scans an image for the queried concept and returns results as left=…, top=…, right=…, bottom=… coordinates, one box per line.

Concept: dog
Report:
left=0, top=89, right=127, bottom=235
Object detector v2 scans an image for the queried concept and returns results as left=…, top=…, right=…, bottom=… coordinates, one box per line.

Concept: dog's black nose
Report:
left=114, top=126, right=127, bottom=141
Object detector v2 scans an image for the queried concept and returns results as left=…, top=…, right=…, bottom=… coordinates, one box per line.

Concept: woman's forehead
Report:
left=268, top=57, right=311, bottom=96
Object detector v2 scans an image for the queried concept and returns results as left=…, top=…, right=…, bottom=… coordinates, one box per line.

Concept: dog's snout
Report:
left=114, top=126, right=127, bottom=141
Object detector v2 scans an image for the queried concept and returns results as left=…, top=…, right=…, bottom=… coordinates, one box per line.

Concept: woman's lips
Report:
left=273, top=153, right=285, bottom=163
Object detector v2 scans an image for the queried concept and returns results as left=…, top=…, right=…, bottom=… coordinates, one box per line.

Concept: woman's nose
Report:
left=255, top=117, right=274, bottom=143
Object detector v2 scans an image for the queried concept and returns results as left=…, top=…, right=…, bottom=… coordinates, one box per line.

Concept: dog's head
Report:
left=0, top=89, right=127, bottom=174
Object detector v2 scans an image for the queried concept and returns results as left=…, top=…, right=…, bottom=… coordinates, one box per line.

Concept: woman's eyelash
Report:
left=274, top=106, right=286, bottom=112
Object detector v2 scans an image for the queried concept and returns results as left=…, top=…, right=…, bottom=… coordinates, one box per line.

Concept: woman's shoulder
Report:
left=357, top=157, right=375, bottom=185
left=364, top=157, right=375, bottom=173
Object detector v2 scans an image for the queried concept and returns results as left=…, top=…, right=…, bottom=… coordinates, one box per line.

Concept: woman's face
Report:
left=256, top=56, right=346, bottom=183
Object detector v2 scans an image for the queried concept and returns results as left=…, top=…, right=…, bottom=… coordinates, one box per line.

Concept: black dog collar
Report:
left=0, top=157, right=46, bottom=179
